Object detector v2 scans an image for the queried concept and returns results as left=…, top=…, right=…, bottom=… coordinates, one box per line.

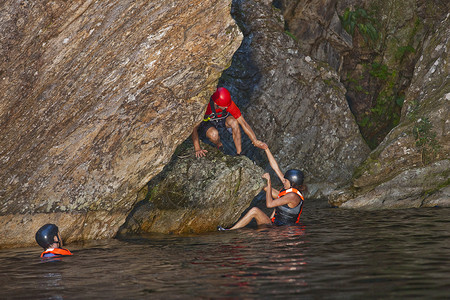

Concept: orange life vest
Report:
left=271, top=188, right=304, bottom=224
left=40, top=248, right=73, bottom=258
left=277, top=188, right=304, bottom=200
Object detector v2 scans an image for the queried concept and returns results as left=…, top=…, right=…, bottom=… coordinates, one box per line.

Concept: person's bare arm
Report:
left=264, top=148, right=285, bottom=183
left=191, top=123, right=208, bottom=157
left=236, top=116, right=267, bottom=149
left=263, top=173, right=299, bottom=208
left=264, top=185, right=280, bottom=199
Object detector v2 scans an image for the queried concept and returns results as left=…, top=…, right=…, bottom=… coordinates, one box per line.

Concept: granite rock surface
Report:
left=0, top=0, right=242, bottom=248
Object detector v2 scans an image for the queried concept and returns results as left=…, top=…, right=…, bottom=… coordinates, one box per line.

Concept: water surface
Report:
left=1, top=200, right=449, bottom=299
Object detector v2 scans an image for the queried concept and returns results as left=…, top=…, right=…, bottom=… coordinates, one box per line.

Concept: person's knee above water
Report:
left=191, top=87, right=267, bottom=158
left=220, top=148, right=306, bottom=230
left=35, top=224, right=73, bottom=258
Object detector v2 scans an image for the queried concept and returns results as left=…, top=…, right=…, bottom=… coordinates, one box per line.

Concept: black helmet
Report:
left=284, top=169, right=304, bottom=188
left=35, top=224, right=60, bottom=249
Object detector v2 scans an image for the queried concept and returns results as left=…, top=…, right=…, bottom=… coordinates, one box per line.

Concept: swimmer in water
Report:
left=218, top=147, right=306, bottom=230
left=35, top=224, right=73, bottom=258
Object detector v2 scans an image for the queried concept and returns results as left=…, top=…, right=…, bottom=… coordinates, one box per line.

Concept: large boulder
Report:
left=118, top=143, right=265, bottom=234
left=0, top=0, right=242, bottom=248
left=219, top=0, right=370, bottom=197
left=273, top=0, right=353, bottom=72
left=329, top=13, right=450, bottom=209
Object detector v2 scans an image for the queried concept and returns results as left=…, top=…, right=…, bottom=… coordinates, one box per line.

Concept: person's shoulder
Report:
left=229, top=100, right=239, bottom=109
left=227, top=101, right=242, bottom=118
left=282, top=191, right=302, bottom=204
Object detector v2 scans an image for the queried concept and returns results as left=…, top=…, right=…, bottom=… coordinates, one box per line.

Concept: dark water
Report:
left=1, top=200, right=449, bottom=299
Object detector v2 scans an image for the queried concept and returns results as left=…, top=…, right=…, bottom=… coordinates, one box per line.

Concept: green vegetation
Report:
left=346, top=74, right=369, bottom=94
left=406, top=102, right=442, bottom=167
left=346, top=61, right=404, bottom=149
left=284, top=30, right=298, bottom=42
left=412, top=117, right=441, bottom=165
left=339, top=7, right=379, bottom=45
left=395, top=45, right=415, bottom=62
left=339, top=4, right=425, bottom=150
left=369, top=62, right=392, bottom=80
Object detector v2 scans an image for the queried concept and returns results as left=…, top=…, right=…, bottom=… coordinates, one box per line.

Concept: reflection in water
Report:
left=41, top=272, right=64, bottom=300
left=43, top=272, right=62, bottom=288
left=0, top=202, right=449, bottom=299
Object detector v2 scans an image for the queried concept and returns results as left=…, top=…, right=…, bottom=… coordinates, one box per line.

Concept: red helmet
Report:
left=212, top=87, right=231, bottom=107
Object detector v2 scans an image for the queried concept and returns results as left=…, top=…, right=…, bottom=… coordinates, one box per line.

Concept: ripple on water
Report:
left=0, top=204, right=449, bottom=299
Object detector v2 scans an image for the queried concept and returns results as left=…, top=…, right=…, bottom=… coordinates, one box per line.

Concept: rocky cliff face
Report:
left=219, top=0, right=370, bottom=196
left=256, top=0, right=449, bottom=208
left=329, top=13, right=449, bottom=208
left=276, top=0, right=448, bottom=149
left=273, top=0, right=351, bottom=72
left=0, top=0, right=242, bottom=248
left=1, top=0, right=447, bottom=248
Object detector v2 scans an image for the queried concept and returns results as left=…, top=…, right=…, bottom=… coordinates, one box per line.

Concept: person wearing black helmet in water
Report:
left=218, top=147, right=306, bottom=230
left=192, top=87, right=267, bottom=157
left=35, top=224, right=73, bottom=258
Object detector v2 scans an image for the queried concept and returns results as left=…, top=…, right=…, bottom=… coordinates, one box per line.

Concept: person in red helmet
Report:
left=192, top=87, right=267, bottom=157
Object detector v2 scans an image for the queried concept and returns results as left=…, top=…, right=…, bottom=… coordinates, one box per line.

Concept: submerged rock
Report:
left=118, top=143, right=265, bottom=234
left=0, top=0, right=242, bottom=248
left=329, top=14, right=450, bottom=209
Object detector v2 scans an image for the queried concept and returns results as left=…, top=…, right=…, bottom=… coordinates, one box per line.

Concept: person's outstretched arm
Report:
left=264, top=148, right=284, bottom=183
left=236, top=116, right=267, bottom=149
left=263, top=173, right=275, bottom=208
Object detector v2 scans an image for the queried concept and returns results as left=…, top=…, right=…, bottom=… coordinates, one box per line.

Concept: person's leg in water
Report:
left=229, top=207, right=272, bottom=230
left=225, top=116, right=242, bottom=155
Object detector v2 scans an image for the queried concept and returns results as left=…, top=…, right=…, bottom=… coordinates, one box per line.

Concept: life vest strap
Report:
left=277, top=188, right=304, bottom=200
left=204, top=97, right=229, bottom=122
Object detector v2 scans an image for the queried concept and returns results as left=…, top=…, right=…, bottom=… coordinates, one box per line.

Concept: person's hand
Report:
left=195, top=149, right=208, bottom=158
left=253, top=140, right=268, bottom=150
left=262, top=173, right=271, bottom=182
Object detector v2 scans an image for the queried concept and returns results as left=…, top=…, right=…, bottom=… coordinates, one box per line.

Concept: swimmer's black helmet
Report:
left=284, top=169, right=304, bottom=188
left=35, top=224, right=59, bottom=249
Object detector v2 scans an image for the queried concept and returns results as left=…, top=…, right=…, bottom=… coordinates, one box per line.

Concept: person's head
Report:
left=35, top=224, right=62, bottom=250
left=212, top=87, right=231, bottom=108
left=283, top=169, right=305, bottom=190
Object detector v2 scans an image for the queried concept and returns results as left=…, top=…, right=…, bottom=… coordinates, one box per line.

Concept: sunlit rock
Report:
left=0, top=0, right=242, bottom=248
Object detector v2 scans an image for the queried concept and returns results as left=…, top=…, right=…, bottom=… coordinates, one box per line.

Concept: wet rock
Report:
left=219, top=0, right=370, bottom=197
left=0, top=0, right=242, bottom=248
left=118, top=143, right=265, bottom=234
left=274, top=0, right=353, bottom=71
left=329, top=14, right=450, bottom=209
